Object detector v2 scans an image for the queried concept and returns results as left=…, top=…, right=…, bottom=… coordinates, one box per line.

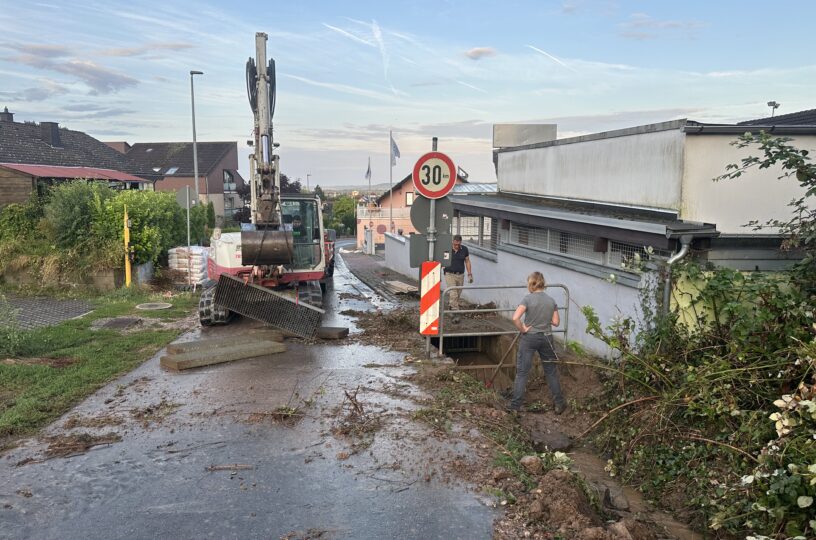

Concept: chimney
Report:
left=0, top=107, right=13, bottom=122
left=40, top=121, right=62, bottom=147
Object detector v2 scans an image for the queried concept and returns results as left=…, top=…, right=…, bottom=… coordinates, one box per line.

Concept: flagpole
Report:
left=389, top=130, right=393, bottom=233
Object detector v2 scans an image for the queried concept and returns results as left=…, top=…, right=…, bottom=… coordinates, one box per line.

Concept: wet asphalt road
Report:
left=0, top=243, right=496, bottom=540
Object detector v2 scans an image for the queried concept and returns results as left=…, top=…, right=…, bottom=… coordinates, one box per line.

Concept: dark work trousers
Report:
left=510, top=333, right=564, bottom=410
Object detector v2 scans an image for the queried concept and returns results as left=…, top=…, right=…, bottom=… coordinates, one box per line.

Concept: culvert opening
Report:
left=431, top=334, right=520, bottom=391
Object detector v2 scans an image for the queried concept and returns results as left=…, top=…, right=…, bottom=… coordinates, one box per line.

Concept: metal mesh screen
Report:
left=214, top=274, right=324, bottom=339
left=509, top=224, right=603, bottom=263
left=457, top=215, right=480, bottom=243
left=608, top=241, right=671, bottom=269
left=456, top=214, right=497, bottom=251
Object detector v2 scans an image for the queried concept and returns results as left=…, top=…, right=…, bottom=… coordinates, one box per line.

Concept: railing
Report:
left=438, top=284, right=570, bottom=356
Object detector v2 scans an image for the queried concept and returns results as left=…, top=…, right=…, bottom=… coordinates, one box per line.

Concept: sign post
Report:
left=411, top=139, right=457, bottom=357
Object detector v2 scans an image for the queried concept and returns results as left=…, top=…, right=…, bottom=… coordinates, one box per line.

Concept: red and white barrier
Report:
left=420, top=262, right=441, bottom=335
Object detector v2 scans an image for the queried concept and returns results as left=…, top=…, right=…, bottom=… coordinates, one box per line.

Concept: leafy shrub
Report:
left=93, top=190, right=186, bottom=265
left=0, top=194, right=44, bottom=242
left=44, top=181, right=114, bottom=249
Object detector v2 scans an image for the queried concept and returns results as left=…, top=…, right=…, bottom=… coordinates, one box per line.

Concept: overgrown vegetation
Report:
left=0, top=181, right=212, bottom=288
left=0, top=290, right=197, bottom=444
left=582, top=132, right=816, bottom=539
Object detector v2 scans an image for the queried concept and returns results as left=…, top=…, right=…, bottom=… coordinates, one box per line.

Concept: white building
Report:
left=385, top=110, right=816, bottom=356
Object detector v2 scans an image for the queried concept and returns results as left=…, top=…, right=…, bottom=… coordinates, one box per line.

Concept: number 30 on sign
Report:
left=412, top=152, right=456, bottom=200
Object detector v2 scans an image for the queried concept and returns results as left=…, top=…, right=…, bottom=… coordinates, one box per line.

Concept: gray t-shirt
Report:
left=521, top=291, right=557, bottom=334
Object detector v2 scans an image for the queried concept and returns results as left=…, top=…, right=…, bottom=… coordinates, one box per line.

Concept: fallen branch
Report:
left=577, top=396, right=659, bottom=439
left=682, top=434, right=759, bottom=464
left=206, top=463, right=254, bottom=472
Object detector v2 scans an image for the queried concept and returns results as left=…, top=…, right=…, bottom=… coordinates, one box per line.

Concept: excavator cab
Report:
left=281, top=196, right=323, bottom=269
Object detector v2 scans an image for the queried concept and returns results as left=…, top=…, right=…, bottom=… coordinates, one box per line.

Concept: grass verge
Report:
left=0, top=289, right=197, bottom=447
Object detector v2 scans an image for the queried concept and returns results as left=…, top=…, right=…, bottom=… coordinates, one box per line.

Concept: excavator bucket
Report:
left=213, top=274, right=323, bottom=339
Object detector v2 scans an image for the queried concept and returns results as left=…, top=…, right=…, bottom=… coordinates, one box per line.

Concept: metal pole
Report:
left=426, top=136, right=438, bottom=358
left=185, top=186, right=191, bottom=247
left=389, top=129, right=393, bottom=233
left=190, top=70, right=203, bottom=203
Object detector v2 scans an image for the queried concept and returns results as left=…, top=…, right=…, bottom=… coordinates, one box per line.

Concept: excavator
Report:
left=198, top=32, right=334, bottom=338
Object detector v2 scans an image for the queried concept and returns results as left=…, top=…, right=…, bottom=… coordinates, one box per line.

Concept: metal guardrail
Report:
left=438, top=284, right=570, bottom=356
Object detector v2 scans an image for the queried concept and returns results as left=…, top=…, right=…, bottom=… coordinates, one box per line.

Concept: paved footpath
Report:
left=338, top=240, right=418, bottom=304
left=4, top=295, right=92, bottom=329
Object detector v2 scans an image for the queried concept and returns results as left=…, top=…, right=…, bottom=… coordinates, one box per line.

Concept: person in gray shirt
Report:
left=508, top=271, right=566, bottom=414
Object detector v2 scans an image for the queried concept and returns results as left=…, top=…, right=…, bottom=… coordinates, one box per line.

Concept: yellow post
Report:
left=124, top=204, right=132, bottom=288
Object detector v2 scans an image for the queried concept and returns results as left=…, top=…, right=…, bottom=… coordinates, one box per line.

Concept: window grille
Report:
left=509, top=223, right=602, bottom=263
left=456, top=214, right=497, bottom=251
left=608, top=241, right=670, bottom=269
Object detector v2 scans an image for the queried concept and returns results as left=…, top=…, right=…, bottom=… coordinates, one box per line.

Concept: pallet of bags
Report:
left=168, top=246, right=209, bottom=285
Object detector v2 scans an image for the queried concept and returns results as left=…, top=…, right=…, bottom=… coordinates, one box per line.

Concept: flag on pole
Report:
left=390, top=134, right=401, bottom=166
left=365, top=157, right=371, bottom=180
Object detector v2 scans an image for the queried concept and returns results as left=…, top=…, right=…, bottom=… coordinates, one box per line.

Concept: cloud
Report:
left=5, top=55, right=138, bottom=94
left=464, top=47, right=496, bottom=61
left=561, top=2, right=578, bottom=14
left=2, top=42, right=72, bottom=57
left=322, top=23, right=375, bottom=47
left=619, top=13, right=704, bottom=40
left=0, top=80, right=68, bottom=102
left=98, top=42, right=194, bottom=57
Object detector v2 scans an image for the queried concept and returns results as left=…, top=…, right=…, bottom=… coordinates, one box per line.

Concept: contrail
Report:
left=526, top=45, right=578, bottom=73
left=371, top=19, right=395, bottom=95
left=323, top=23, right=375, bottom=47
left=457, top=80, right=488, bottom=93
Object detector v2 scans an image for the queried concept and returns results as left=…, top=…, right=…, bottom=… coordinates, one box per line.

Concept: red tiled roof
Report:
left=0, top=163, right=149, bottom=183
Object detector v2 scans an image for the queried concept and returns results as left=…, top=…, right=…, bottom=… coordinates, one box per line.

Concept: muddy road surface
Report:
left=1, top=247, right=495, bottom=540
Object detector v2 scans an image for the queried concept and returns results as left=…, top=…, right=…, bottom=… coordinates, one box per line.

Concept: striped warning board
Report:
left=420, top=261, right=441, bottom=335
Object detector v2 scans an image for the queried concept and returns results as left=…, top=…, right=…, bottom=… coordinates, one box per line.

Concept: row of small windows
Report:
left=453, top=213, right=669, bottom=271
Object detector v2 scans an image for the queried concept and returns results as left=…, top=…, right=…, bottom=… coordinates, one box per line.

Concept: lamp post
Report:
left=190, top=70, right=204, bottom=202
left=306, top=173, right=311, bottom=192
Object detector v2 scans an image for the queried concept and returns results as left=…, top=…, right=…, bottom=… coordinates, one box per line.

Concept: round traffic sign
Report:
left=412, top=152, right=456, bottom=199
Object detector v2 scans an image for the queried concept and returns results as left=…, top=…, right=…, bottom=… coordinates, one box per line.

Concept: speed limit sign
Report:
left=412, top=152, right=456, bottom=199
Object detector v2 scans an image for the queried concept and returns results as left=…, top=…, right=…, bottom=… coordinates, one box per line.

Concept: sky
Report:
left=1, top=0, right=815, bottom=187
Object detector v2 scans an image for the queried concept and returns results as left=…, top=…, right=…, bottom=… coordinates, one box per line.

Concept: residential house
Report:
left=0, top=108, right=151, bottom=206
left=357, top=173, right=471, bottom=248
left=108, top=141, right=246, bottom=223
left=383, top=113, right=816, bottom=356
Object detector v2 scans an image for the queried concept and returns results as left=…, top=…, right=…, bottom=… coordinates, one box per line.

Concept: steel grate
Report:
left=213, top=274, right=324, bottom=339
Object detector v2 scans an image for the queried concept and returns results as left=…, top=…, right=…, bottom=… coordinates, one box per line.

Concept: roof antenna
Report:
left=767, top=101, right=780, bottom=117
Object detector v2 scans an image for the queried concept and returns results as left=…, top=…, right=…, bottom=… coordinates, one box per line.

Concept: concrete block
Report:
left=161, top=340, right=286, bottom=371
left=166, top=331, right=284, bottom=355
left=317, top=326, right=349, bottom=340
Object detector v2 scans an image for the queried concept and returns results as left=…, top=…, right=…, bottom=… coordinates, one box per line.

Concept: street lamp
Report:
left=767, top=101, right=781, bottom=117
left=306, top=173, right=311, bottom=192
left=190, top=70, right=204, bottom=202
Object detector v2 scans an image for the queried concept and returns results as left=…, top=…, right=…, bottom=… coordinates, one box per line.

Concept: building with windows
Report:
left=384, top=113, right=816, bottom=356
left=106, top=141, right=245, bottom=223
left=357, top=173, right=476, bottom=248
left=0, top=108, right=152, bottom=206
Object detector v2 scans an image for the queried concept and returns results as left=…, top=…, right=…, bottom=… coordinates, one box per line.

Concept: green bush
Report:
left=0, top=194, right=44, bottom=242
left=206, top=201, right=216, bottom=229
left=44, top=181, right=114, bottom=249
left=94, top=190, right=186, bottom=265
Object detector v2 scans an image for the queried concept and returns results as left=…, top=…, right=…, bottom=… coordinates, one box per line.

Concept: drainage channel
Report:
left=434, top=334, right=521, bottom=391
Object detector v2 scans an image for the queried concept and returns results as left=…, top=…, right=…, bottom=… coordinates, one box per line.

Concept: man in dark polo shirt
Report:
left=445, top=234, right=473, bottom=323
